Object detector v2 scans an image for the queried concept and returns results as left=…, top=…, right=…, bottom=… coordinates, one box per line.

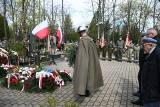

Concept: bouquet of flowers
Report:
left=57, top=70, right=72, bottom=82
left=0, top=48, right=9, bottom=65
left=0, top=67, right=7, bottom=78
left=8, top=50, right=19, bottom=65
left=64, top=43, right=78, bottom=67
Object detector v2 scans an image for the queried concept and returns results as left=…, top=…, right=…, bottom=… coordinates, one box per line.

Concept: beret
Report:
left=141, top=32, right=148, bottom=37
left=142, top=38, right=157, bottom=44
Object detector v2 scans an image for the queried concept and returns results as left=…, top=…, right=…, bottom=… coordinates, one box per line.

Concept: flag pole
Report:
left=48, top=34, right=50, bottom=54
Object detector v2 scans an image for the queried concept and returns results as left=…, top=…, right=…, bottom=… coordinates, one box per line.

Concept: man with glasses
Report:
left=147, top=28, right=160, bottom=47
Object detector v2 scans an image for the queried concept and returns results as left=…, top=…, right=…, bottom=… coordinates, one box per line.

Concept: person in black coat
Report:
left=141, top=38, right=160, bottom=107
left=131, top=32, right=147, bottom=106
left=132, top=29, right=160, bottom=106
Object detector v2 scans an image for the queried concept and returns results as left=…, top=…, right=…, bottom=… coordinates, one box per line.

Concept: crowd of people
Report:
left=96, top=37, right=141, bottom=62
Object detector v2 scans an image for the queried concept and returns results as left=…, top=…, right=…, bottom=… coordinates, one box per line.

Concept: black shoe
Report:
left=85, top=90, right=90, bottom=97
left=127, top=60, right=132, bottom=63
left=133, top=92, right=141, bottom=97
left=78, top=90, right=90, bottom=97
left=131, top=100, right=143, bottom=106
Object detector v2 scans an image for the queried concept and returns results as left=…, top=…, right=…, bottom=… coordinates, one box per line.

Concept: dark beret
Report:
left=142, top=38, right=157, bottom=44
left=141, top=32, right=148, bottom=37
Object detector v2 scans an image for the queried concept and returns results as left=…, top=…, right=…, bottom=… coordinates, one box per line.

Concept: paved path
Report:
left=0, top=58, right=142, bottom=107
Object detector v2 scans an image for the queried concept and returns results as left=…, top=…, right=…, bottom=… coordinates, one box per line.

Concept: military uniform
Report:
left=133, top=44, right=140, bottom=61
left=50, top=36, right=56, bottom=55
left=96, top=40, right=100, bottom=57
left=74, top=26, right=104, bottom=96
left=127, top=42, right=134, bottom=62
left=108, top=41, right=114, bottom=61
left=1, top=39, right=7, bottom=50
left=22, top=37, right=29, bottom=61
left=116, top=39, right=124, bottom=61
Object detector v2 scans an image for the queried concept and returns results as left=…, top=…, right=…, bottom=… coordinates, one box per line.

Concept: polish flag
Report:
left=32, top=20, right=50, bottom=39
left=100, top=34, right=105, bottom=48
left=56, top=26, right=62, bottom=47
left=125, top=33, right=131, bottom=49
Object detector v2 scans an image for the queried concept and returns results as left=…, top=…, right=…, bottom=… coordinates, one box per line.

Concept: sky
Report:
left=48, top=0, right=94, bottom=28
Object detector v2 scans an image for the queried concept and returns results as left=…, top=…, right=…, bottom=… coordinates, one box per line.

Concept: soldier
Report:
left=133, top=44, right=140, bottom=61
left=108, top=41, right=114, bottom=61
left=126, top=40, right=134, bottom=62
left=74, top=26, right=104, bottom=97
left=49, top=36, right=57, bottom=65
left=22, top=36, right=29, bottom=61
left=116, top=37, right=124, bottom=62
left=50, top=36, right=56, bottom=55
left=1, top=38, right=7, bottom=50
left=96, top=39, right=100, bottom=57
left=101, top=40, right=107, bottom=60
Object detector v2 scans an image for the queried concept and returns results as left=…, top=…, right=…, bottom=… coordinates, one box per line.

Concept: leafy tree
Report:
left=88, top=11, right=111, bottom=42
left=0, top=14, right=10, bottom=40
left=88, top=11, right=98, bottom=41
left=64, top=14, right=78, bottom=42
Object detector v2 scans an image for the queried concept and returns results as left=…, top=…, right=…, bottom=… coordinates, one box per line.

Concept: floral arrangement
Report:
left=8, top=50, right=19, bottom=65
left=0, top=65, right=18, bottom=78
left=57, top=70, right=72, bottom=82
left=0, top=67, right=7, bottom=78
left=1, top=66, right=72, bottom=93
left=0, top=48, right=9, bottom=65
left=64, top=43, right=78, bottom=67
left=0, top=48, right=19, bottom=66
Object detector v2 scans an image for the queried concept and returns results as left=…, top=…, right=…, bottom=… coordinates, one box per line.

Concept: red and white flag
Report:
left=100, top=34, right=105, bottom=48
left=125, top=33, right=131, bottom=49
left=56, top=26, right=62, bottom=47
left=32, top=20, right=50, bottom=39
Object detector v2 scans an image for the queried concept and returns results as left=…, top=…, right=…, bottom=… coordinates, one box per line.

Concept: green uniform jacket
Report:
left=74, top=35, right=104, bottom=95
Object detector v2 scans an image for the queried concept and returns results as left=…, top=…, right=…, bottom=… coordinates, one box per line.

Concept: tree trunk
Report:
left=3, top=0, right=7, bottom=40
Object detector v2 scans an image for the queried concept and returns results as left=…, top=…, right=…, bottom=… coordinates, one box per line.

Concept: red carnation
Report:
left=24, top=81, right=28, bottom=85
left=52, top=72, right=57, bottom=76
left=27, top=85, right=31, bottom=89
left=10, top=78, right=18, bottom=84
left=51, top=84, right=54, bottom=87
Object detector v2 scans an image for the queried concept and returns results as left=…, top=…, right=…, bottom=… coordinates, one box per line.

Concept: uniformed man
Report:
left=108, top=41, right=114, bottom=61
left=116, top=37, right=124, bottom=62
left=50, top=36, right=56, bottom=55
left=126, top=40, right=134, bottom=62
left=1, top=38, right=7, bottom=50
left=74, top=26, right=104, bottom=97
left=22, top=36, right=29, bottom=61
left=133, top=44, right=140, bottom=61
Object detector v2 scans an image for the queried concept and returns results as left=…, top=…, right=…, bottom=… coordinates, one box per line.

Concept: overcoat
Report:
left=73, top=35, right=104, bottom=95
left=141, top=47, right=160, bottom=100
